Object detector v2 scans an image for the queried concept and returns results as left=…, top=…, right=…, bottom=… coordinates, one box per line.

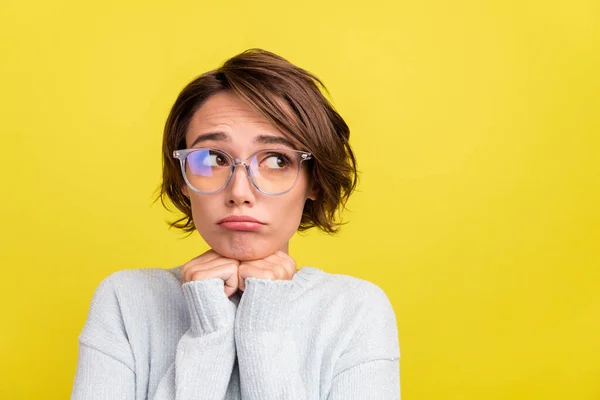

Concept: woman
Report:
left=71, top=48, right=401, bottom=399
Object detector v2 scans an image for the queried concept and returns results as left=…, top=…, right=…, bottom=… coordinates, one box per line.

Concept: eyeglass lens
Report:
left=185, top=149, right=302, bottom=194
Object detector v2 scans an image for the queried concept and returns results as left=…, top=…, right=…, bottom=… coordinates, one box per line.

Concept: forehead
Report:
left=186, top=92, right=281, bottom=144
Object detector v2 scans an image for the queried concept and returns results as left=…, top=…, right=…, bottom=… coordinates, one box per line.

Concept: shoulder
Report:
left=298, top=266, right=396, bottom=318
left=83, top=266, right=186, bottom=326
left=79, top=266, right=184, bottom=340
left=300, top=267, right=400, bottom=374
left=76, top=267, right=184, bottom=370
left=85, top=266, right=185, bottom=310
left=94, top=266, right=183, bottom=294
left=295, top=267, right=398, bottom=349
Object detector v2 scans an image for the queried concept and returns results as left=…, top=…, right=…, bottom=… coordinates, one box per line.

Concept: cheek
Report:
left=269, top=192, right=306, bottom=228
left=188, top=196, right=216, bottom=226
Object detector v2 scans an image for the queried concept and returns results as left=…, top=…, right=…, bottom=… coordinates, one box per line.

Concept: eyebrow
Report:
left=190, top=132, right=230, bottom=147
left=190, top=132, right=295, bottom=148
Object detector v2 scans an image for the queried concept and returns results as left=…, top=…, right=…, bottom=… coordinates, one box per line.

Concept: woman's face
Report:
left=182, top=91, right=317, bottom=261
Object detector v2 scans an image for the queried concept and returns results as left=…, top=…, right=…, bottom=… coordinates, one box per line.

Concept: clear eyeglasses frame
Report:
left=172, top=147, right=313, bottom=196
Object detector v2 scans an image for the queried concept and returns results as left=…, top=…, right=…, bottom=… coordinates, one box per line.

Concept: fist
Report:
left=181, top=249, right=298, bottom=297
left=181, top=249, right=241, bottom=297
left=238, top=251, right=297, bottom=291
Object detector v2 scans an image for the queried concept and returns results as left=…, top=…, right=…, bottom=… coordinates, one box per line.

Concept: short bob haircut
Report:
left=156, top=48, right=358, bottom=236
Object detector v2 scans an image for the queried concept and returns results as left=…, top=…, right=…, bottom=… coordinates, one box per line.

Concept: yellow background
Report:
left=1, top=0, right=598, bottom=398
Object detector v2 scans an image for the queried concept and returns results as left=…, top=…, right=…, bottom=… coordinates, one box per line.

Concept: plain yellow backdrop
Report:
left=1, top=0, right=599, bottom=399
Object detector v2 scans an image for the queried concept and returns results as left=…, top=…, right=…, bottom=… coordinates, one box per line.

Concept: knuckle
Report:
left=279, top=267, right=289, bottom=280
left=227, top=262, right=239, bottom=272
left=222, top=258, right=240, bottom=266
left=190, top=270, right=205, bottom=281
left=238, top=263, right=249, bottom=275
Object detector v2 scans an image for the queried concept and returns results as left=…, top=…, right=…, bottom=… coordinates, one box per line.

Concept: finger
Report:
left=183, top=258, right=237, bottom=283
left=245, top=258, right=294, bottom=280
left=241, top=259, right=287, bottom=280
left=189, top=263, right=239, bottom=297
left=182, top=257, right=239, bottom=283
left=181, top=250, right=220, bottom=277
left=238, top=263, right=280, bottom=291
left=240, top=259, right=275, bottom=269
left=263, top=252, right=297, bottom=278
left=190, top=249, right=221, bottom=264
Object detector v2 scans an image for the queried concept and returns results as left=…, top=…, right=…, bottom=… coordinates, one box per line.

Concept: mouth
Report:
left=217, top=215, right=265, bottom=232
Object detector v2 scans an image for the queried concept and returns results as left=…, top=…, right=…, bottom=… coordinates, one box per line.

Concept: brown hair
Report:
left=154, top=48, right=358, bottom=236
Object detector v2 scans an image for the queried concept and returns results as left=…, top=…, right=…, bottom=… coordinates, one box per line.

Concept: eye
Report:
left=204, top=151, right=229, bottom=167
left=263, top=153, right=291, bottom=169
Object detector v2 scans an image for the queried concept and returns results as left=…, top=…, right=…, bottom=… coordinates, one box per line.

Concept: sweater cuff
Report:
left=182, top=279, right=236, bottom=336
left=236, top=277, right=299, bottom=332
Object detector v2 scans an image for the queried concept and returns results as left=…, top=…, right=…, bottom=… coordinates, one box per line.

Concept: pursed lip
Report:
left=217, top=215, right=265, bottom=225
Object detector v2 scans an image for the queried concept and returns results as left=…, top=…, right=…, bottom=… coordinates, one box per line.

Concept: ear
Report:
left=306, top=180, right=319, bottom=201
left=182, top=184, right=189, bottom=198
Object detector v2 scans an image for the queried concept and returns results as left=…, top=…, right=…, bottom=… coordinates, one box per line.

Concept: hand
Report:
left=238, top=250, right=297, bottom=291
left=181, top=249, right=241, bottom=297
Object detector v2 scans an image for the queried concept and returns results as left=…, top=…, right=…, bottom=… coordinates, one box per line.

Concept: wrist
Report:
left=182, top=278, right=237, bottom=336
left=236, top=277, right=299, bottom=332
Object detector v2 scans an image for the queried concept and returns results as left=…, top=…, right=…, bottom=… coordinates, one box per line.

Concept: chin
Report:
left=208, top=237, right=274, bottom=262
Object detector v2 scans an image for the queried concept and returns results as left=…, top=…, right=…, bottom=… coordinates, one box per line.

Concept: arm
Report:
left=153, top=278, right=238, bottom=399
left=327, top=284, right=401, bottom=400
left=71, top=343, right=136, bottom=399
left=71, top=273, right=137, bottom=399
left=71, top=273, right=238, bottom=399
left=234, top=277, right=308, bottom=399
left=327, top=359, right=400, bottom=400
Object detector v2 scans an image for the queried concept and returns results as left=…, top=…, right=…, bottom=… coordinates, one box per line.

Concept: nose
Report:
left=225, top=164, right=256, bottom=206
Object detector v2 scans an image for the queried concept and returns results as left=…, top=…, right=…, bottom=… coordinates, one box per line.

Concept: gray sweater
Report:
left=71, top=265, right=401, bottom=399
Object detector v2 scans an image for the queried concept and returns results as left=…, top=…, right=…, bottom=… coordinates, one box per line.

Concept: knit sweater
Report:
left=71, top=265, right=401, bottom=399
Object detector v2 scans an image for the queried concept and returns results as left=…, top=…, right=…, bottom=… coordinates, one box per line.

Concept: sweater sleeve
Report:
left=71, top=272, right=238, bottom=400
left=327, top=284, right=401, bottom=399
left=153, top=278, right=238, bottom=399
left=234, top=277, right=309, bottom=399
left=71, top=273, right=137, bottom=399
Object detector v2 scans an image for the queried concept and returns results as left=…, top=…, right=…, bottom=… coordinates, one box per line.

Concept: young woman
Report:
left=71, top=49, right=401, bottom=399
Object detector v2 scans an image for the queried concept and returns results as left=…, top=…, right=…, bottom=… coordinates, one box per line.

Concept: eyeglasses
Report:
left=173, top=147, right=313, bottom=195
